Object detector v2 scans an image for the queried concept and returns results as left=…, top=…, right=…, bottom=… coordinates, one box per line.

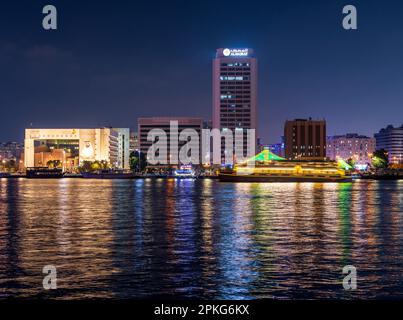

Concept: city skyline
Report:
left=1, top=0, right=403, bottom=305
left=1, top=0, right=403, bottom=144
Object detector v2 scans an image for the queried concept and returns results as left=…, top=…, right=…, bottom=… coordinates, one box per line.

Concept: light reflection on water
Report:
left=0, top=178, right=402, bottom=299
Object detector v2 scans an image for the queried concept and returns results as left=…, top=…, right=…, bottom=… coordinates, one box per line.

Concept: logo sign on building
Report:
left=223, top=48, right=249, bottom=57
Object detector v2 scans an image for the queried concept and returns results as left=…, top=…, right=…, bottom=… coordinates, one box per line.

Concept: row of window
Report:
left=220, top=104, right=250, bottom=108
left=221, top=95, right=252, bottom=100
left=221, top=91, right=251, bottom=94
left=221, top=120, right=251, bottom=124
left=221, top=125, right=251, bottom=129
left=220, top=76, right=250, bottom=81
left=221, top=109, right=251, bottom=113
left=220, top=110, right=250, bottom=114
left=290, top=153, right=326, bottom=157
left=220, top=69, right=251, bottom=74
left=292, top=145, right=323, bottom=149
left=220, top=85, right=251, bottom=89
left=220, top=72, right=251, bottom=76
left=220, top=82, right=251, bottom=86
left=221, top=63, right=250, bottom=67
left=221, top=114, right=251, bottom=118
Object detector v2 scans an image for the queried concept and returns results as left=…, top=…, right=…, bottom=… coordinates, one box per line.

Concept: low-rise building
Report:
left=24, top=128, right=130, bottom=171
left=138, top=117, right=203, bottom=165
left=0, top=142, right=23, bottom=161
left=327, top=134, right=375, bottom=165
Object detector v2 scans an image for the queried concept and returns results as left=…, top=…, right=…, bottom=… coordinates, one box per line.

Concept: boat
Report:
left=81, top=169, right=137, bottom=179
left=173, top=165, right=197, bottom=178
left=8, top=173, right=26, bottom=179
left=198, top=175, right=219, bottom=180
left=218, top=150, right=352, bottom=183
left=26, top=167, right=64, bottom=179
left=360, top=172, right=403, bottom=180
left=141, top=174, right=169, bottom=179
left=63, top=173, right=83, bottom=178
left=0, top=172, right=11, bottom=178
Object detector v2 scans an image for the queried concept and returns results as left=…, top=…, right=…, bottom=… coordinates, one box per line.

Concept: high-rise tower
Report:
left=212, top=48, right=258, bottom=161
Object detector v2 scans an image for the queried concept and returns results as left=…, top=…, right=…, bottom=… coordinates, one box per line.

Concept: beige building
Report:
left=24, top=128, right=130, bottom=170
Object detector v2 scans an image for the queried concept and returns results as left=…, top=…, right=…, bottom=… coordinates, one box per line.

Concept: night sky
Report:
left=1, top=0, right=402, bottom=143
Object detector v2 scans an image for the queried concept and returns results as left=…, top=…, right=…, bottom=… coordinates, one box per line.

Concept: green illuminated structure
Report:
left=337, top=159, right=353, bottom=170
left=247, top=149, right=285, bottom=162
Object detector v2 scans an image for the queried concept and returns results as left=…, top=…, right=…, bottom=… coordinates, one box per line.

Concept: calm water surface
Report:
left=0, top=178, right=402, bottom=299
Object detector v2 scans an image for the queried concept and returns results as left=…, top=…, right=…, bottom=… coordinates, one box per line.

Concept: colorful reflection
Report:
left=0, top=179, right=402, bottom=299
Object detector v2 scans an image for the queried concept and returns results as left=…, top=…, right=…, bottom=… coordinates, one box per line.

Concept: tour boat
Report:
left=173, top=165, right=196, bottom=178
left=218, top=150, right=352, bottom=183
left=26, top=167, right=64, bottom=179
left=81, top=169, right=137, bottom=179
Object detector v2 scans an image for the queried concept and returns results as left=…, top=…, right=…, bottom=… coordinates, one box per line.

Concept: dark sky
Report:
left=1, top=0, right=402, bottom=143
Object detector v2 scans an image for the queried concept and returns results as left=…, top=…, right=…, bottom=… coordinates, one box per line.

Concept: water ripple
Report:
left=0, top=178, right=402, bottom=299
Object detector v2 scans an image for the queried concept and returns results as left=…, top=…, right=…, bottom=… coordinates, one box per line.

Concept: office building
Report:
left=24, top=128, right=130, bottom=170
left=129, top=131, right=139, bottom=153
left=212, top=48, right=258, bottom=161
left=327, top=134, right=375, bottom=165
left=375, top=125, right=403, bottom=164
left=138, top=117, right=203, bottom=165
left=284, top=118, right=326, bottom=160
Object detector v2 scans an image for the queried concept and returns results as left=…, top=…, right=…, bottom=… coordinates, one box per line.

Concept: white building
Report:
left=114, top=128, right=130, bottom=169
left=129, top=131, right=139, bottom=153
left=375, top=125, right=403, bottom=164
left=327, top=133, right=375, bottom=165
left=24, top=128, right=130, bottom=170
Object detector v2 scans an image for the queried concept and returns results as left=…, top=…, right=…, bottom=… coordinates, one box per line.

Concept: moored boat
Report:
left=82, top=169, right=137, bottom=179
left=219, top=170, right=352, bottom=182
left=173, top=165, right=197, bottom=179
left=360, top=173, right=403, bottom=180
left=218, top=150, right=352, bottom=183
left=0, top=172, right=11, bottom=178
left=63, top=173, right=83, bottom=178
left=26, top=167, right=63, bottom=179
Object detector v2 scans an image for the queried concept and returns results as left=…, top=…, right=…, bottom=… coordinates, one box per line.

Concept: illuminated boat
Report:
left=0, top=172, right=11, bottom=178
left=219, top=150, right=352, bottom=183
left=26, top=167, right=64, bottom=179
left=82, top=169, right=136, bottom=179
left=173, top=165, right=196, bottom=178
